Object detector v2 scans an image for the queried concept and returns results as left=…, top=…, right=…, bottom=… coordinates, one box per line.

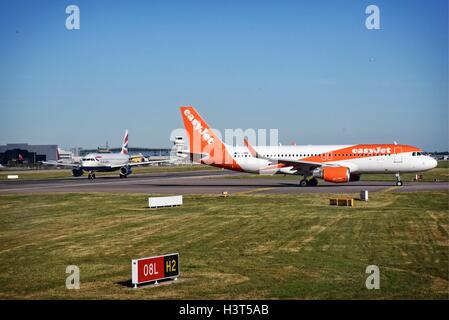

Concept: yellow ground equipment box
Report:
left=329, top=198, right=354, bottom=207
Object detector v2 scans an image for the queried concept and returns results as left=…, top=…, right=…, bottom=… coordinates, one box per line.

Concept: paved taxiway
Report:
left=0, top=170, right=447, bottom=194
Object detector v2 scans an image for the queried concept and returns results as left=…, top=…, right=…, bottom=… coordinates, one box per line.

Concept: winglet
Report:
left=243, top=137, right=258, bottom=158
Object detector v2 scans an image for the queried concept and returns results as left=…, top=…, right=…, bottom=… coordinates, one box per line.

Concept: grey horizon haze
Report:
left=0, top=0, right=447, bottom=151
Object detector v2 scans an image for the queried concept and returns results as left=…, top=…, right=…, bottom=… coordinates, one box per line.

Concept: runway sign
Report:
left=132, top=253, right=179, bottom=286
left=148, top=195, right=183, bottom=208
left=7, top=175, right=19, bottom=179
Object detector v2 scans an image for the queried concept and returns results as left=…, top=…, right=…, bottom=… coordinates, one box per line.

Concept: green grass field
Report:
left=0, top=191, right=447, bottom=299
left=0, top=165, right=219, bottom=180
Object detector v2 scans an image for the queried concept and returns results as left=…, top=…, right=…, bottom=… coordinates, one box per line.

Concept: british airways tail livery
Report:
left=121, top=129, right=129, bottom=155
left=180, top=106, right=437, bottom=186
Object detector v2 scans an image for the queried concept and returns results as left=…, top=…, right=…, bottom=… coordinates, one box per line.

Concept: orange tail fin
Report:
left=179, top=106, right=241, bottom=170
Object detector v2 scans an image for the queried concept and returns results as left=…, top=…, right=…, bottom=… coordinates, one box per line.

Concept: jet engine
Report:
left=72, top=168, right=84, bottom=177
left=119, top=166, right=132, bottom=176
left=313, top=166, right=350, bottom=183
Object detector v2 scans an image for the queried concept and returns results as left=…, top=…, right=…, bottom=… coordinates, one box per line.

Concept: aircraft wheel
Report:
left=309, top=178, right=318, bottom=186
left=395, top=173, right=403, bottom=186
left=92, top=174, right=96, bottom=179
left=119, top=174, right=123, bottom=179
left=299, top=179, right=308, bottom=187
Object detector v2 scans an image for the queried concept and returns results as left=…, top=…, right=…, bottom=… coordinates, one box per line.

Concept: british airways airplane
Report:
left=43, top=130, right=167, bottom=179
left=179, top=106, right=437, bottom=186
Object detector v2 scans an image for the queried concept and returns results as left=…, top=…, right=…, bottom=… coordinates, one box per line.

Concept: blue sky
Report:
left=0, top=0, right=447, bottom=150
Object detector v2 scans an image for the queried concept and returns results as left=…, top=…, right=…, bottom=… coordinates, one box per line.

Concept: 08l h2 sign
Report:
left=132, top=253, right=179, bottom=286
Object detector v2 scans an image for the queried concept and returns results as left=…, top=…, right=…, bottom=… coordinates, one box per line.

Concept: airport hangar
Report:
left=0, top=143, right=58, bottom=166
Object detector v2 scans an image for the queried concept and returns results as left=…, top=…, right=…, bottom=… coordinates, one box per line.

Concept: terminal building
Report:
left=0, top=143, right=58, bottom=165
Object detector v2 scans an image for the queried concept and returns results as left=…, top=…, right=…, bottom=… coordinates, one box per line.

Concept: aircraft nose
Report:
left=429, top=157, right=438, bottom=169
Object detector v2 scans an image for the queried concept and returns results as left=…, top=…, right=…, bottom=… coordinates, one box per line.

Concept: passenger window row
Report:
left=233, top=153, right=395, bottom=158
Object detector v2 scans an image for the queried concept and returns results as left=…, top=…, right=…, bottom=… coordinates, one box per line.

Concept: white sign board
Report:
left=131, top=253, right=179, bottom=287
left=7, top=175, right=19, bottom=179
left=148, top=195, right=183, bottom=208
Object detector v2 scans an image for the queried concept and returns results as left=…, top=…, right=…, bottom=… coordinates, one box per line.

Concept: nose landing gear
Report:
left=395, top=173, right=403, bottom=186
left=88, top=172, right=96, bottom=180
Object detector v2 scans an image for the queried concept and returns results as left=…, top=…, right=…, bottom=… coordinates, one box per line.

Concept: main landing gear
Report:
left=119, top=174, right=127, bottom=179
left=299, top=177, right=318, bottom=187
left=87, top=172, right=96, bottom=180
left=395, top=173, right=403, bottom=186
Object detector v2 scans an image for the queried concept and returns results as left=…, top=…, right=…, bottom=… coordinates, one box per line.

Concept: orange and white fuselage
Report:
left=225, top=144, right=436, bottom=174
left=180, top=106, right=437, bottom=186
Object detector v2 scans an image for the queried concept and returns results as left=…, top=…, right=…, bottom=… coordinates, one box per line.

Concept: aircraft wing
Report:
left=127, top=159, right=171, bottom=167
left=177, top=150, right=210, bottom=161
left=243, top=138, right=326, bottom=173
left=109, top=159, right=171, bottom=169
left=41, top=161, right=80, bottom=168
left=265, top=158, right=323, bottom=172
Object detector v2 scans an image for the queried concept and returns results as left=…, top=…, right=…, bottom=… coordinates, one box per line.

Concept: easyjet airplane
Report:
left=43, top=130, right=168, bottom=179
left=179, top=106, right=437, bottom=186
